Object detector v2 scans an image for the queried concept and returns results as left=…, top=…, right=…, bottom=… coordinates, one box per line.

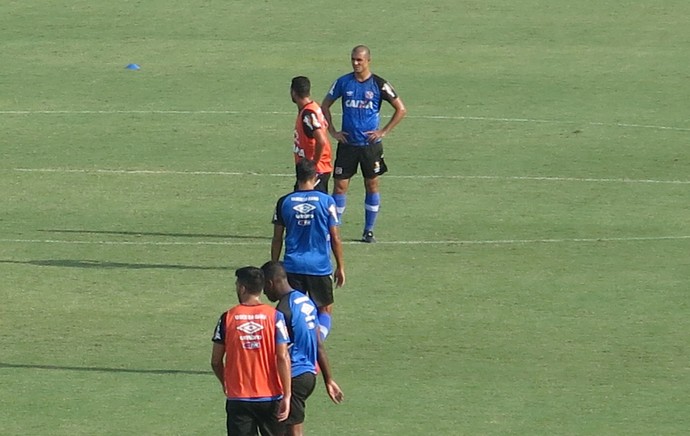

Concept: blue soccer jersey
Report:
left=273, top=189, right=339, bottom=276
left=276, top=290, right=320, bottom=377
left=326, top=72, right=398, bottom=146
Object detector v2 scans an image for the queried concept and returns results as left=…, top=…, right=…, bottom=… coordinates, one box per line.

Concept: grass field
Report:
left=2, top=0, right=689, bottom=434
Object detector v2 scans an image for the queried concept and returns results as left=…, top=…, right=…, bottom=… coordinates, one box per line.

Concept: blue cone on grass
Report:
left=125, top=63, right=141, bottom=71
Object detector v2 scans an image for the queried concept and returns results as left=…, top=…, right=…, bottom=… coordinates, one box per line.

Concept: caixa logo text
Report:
left=344, top=99, right=374, bottom=109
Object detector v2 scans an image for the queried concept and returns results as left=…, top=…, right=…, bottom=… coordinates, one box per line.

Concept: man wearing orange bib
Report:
left=211, top=266, right=292, bottom=436
left=291, top=76, right=333, bottom=193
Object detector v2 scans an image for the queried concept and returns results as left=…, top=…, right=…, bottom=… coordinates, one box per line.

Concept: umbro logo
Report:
left=237, top=321, right=263, bottom=334
left=293, top=203, right=316, bottom=214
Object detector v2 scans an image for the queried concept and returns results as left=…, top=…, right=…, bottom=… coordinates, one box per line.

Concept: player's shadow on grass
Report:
left=0, top=362, right=209, bottom=376
left=0, top=259, right=233, bottom=270
left=40, top=229, right=271, bottom=240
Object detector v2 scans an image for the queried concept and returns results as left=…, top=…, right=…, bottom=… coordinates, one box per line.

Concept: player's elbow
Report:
left=278, top=348, right=289, bottom=364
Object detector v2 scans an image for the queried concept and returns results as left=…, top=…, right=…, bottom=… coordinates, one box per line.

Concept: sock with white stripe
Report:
left=333, top=193, right=347, bottom=222
left=318, top=312, right=332, bottom=341
left=364, top=192, right=380, bottom=232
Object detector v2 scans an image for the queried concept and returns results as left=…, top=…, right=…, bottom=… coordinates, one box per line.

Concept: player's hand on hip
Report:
left=333, top=131, right=348, bottom=143
left=365, top=129, right=385, bottom=143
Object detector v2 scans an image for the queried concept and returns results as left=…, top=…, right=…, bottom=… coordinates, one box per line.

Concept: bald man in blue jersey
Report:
left=322, top=45, right=407, bottom=243
left=262, top=261, right=344, bottom=436
left=271, top=159, right=345, bottom=341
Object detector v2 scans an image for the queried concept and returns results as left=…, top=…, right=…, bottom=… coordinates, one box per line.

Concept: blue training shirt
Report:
left=276, top=290, right=320, bottom=377
left=273, top=189, right=339, bottom=276
left=326, top=72, right=398, bottom=146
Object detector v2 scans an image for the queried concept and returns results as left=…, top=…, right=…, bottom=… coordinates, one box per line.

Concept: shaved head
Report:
left=351, top=45, right=371, bottom=59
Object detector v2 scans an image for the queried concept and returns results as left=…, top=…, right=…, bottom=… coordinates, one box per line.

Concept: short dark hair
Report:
left=261, top=260, right=287, bottom=281
left=291, top=76, right=311, bottom=99
left=235, top=266, right=264, bottom=294
left=296, top=158, right=317, bottom=183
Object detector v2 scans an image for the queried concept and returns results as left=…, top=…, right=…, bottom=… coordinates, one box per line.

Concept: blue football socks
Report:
left=318, top=312, right=332, bottom=341
left=364, top=192, right=380, bottom=232
left=333, top=193, right=347, bottom=222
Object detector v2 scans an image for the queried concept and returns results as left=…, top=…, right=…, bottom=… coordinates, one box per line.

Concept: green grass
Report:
left=1, top=0, right=689, bottom=434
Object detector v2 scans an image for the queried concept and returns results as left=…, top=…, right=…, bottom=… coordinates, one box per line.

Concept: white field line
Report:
left=11, top=167, right=690, bottom=185
left=1, top=235, right=689, bottom=247
left=1, top=109, right=689, bottom=132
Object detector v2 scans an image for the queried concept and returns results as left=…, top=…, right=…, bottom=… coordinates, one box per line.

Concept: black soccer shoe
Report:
left=361, top=230, right=376, bottom=243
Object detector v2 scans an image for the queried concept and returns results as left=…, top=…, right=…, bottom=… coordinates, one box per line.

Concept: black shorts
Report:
left=286, top=372, right=317, bottom=425
left=286, top=273, right=334, bottom=308
left=225, top=399, right=285, bottom=436
left=293, top=166, right=330, bottom=194
left=333, top=142, right=388, bottom=179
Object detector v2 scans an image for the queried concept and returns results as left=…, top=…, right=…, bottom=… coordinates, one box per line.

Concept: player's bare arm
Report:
left=329, top=225, right=345, bottom=287
left=271, top=224, right=285, bottom=262
left=210, top=343, right=225, bottom=392
left=312, top=126, right=329, bottom=164
left=321, top=96, right=348, bottom=143
left=275, top=342, right=292, bottom=421
left=316, top=337, right=344, bottom=404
